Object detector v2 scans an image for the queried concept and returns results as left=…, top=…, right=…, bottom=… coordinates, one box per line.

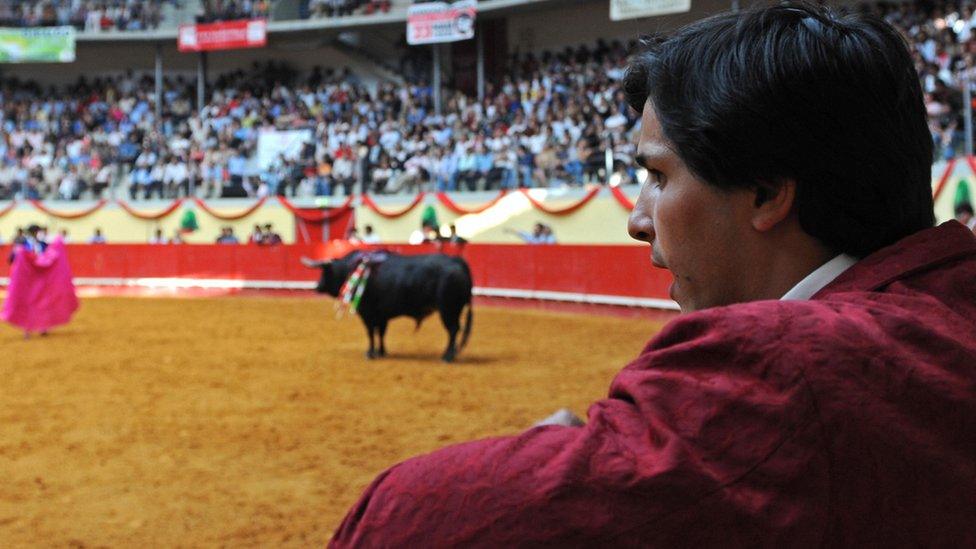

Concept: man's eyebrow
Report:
left=635, top=145, right=672, bottom=168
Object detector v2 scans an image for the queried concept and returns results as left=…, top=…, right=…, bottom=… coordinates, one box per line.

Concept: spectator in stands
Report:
left=408, top=221, right=439, bottom=244
left=505, top=222, right=556, bottom=244
left=361, top=224, right=380, bottom=244
left=248, top=224, right=264, bottom=244
left=446, top=223, right=467, bottom=245
left=169, top=230, right=185, bottom=244
left=12, top=228, right=26, bottom=247
left=956, top=202, right=976, bottom=232
left=263, top=223, right=282, bottom=245
left=371, top=158, right=393, bottom=194
left=149, top=228, right=166, bottom=244
left=88, top=228, right=106, bottom=244
left=215, top=227, right=239, bottom=244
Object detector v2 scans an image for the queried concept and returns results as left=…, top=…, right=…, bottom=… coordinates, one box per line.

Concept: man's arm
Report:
left=330, top=306, right=824, bottom=546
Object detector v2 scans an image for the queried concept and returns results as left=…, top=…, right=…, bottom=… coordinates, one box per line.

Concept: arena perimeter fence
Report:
left=0, top=242, right=678, bottom=310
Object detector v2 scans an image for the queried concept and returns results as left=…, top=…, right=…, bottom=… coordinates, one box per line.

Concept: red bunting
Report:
left=610, top=186, right=636, bottom=211
left=361, top=193, right=426, bottom=218
left=0, top=200, right=17, bottom=218
left=277, top=195, right=354, bottom=222
left=30, top=199, right=108, bottom=219
left=932, top=158, right=959, bottom=201
left=116, top=198, right=184, bottom=220
left=518, top=186, right=601, bottom=215
left=436, top=190, right=508, bottom=214
left=960, top=156, right=976, bottom=199
left=192, top=197, right=267, bottom=220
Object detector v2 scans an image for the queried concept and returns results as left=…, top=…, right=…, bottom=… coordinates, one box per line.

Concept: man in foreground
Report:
left=330, top=4, right=976, bottom=545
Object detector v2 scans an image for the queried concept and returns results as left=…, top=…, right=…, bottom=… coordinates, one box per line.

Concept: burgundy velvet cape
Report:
left=331, top=222, right=976, bottom=547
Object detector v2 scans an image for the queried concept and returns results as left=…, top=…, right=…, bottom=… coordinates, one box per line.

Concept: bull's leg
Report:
left=363, top=322, right=377, bottom=359
left=377, top=320, right=388, bottom=357
left=438, top=306, right=462, bottom=363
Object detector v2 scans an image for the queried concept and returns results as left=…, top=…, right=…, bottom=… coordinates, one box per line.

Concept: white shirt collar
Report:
left=781, top=254, right=858, bottom=301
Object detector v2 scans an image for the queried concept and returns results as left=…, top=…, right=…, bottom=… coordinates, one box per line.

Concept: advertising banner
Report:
left=407, top=0, right=477, bottom=45
left=610, top=0, right=691, bottom=21
left=0, top=26, right=75, bottom=63
left=178, top=19, right=267, bottom=52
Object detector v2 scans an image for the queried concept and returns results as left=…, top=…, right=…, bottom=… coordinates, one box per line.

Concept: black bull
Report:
left=303, top=251, right=473, bottom=362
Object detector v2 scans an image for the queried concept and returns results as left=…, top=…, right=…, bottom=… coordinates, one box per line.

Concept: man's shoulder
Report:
left=641, top=297, right=921, bottom=364
left=655, top=299, right=839, bottom=336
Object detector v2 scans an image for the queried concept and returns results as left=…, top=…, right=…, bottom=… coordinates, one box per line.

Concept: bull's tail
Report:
left=458, top=299, right=473, bottom=352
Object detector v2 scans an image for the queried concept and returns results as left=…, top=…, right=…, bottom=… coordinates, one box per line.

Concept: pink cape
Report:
left=1, top=237, right=79, bottom=332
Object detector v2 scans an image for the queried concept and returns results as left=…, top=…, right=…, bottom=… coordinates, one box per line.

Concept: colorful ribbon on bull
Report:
left=334, top=251, right=388, bottom=318
left=336, top=262, right=371, bottom=318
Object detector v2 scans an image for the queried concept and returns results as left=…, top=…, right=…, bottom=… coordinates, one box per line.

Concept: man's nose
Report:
left=627, top=191, right=656, bottom=243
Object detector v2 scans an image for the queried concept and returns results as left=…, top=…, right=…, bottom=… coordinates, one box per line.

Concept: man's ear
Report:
left=751, top=179, right=796, bottom=232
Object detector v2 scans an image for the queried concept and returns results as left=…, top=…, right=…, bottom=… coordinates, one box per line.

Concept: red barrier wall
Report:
left=0, top=243, right=673, bottom=301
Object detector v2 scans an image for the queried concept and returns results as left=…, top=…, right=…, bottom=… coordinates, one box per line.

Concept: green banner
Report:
left=0, top=26, right=75, bottom=63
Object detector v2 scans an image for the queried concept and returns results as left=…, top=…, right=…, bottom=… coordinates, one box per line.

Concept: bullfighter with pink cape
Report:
left=2, top=236, right=79, bottom=337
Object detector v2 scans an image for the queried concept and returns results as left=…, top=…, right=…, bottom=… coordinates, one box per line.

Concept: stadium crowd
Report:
left=0, top=38, right=641, bottom=201
left=874, top=0, right=976, bottom=159
left=0, top=1, right=175, bottom=31
left=0, top=1, right=973, bottom=202
left=3, top=0, right=491, bottom=30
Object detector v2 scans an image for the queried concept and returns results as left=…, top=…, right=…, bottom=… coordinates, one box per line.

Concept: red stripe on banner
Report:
left=192, top=197, right=267, bottom=220
left=361, top=193, right=426, bottom=218
left=518, top=186, right=601, bottom=215
left=116, top=198, right=184, bottom=220
left=0, top=200, right=17, bottom=218
left=277, top=195, right=354, bottom=222
left=932, top=157, right=959, bottom=200
left=29, top=199, right=108, bottom=219
left=435, top=190, right=508, bottom=214
left=610, top=186, right=635, bottom=210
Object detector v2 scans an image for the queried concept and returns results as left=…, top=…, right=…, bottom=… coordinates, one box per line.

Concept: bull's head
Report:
left=301, top=256, right=354, bottom=297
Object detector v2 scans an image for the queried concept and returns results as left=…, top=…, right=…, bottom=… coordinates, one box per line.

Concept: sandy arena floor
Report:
left=0, top=296, right=667, bottom=547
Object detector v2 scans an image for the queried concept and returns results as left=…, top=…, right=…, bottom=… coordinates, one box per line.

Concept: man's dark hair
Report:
left=624, top=2, right=934, bottom=257
left=957, top=203, right=975, bottom=217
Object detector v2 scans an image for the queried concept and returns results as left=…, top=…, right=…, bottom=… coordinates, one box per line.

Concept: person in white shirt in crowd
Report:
left=149, top=228, right=166, bottom=244
left=505, top=222, right=557, bottom=244
left=163, top=155, right=188, bottom=198
left=361, top=224, right=381, bottom=244
left=89, top=228, right=107, bottom=244
left=58, top=168, right=80, bottom=201
left=955, top=203, right=976, bottom=233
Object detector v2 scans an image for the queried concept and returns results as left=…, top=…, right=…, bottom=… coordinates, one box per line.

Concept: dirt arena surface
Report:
left=0, top=296, right=669, bottom=547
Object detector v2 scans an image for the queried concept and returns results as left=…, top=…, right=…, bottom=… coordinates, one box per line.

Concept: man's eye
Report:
left=648, top=169, right=666, bottom=188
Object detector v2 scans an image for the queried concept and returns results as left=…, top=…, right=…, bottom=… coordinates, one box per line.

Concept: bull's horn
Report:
left=301, top=257, right=330, bottom=268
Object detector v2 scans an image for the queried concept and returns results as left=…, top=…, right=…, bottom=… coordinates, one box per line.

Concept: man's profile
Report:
left=330, top=3, right=976, bottom=545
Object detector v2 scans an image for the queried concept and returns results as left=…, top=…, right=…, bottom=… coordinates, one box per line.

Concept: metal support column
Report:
left=965, top=69, right=973, bottom=157
left=433, top=44, right=442, bottom=116
left=197, top=52, right=208, bottom=114
left=476, top=24, right=485, bottom=102
left=154, top=44, right=163, bottom=127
